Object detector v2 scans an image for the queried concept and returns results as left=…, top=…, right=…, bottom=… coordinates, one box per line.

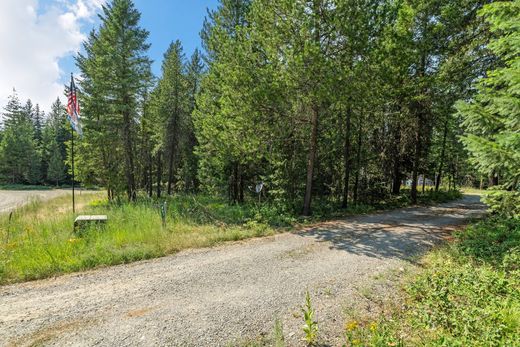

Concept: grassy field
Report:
left=0, top=190, right=462, bottom=285
left=341, top=217, right=520, bottom=346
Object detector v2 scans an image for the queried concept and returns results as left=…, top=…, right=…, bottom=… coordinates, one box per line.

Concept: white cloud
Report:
left=0, top=0, right=104, bottom=115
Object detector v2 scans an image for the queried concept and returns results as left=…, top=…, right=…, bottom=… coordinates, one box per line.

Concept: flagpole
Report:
left=71, top=73, right=75, bottom=214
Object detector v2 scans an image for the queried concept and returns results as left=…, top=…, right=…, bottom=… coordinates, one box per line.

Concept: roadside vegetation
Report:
left=241, top=215, right=519, bottom=347
left=340, top=216, right=520, bottom=346
left=0, top=189, right=460, bottom=285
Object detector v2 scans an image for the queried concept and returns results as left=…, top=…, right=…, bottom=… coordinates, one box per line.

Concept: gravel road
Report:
left=0, top=195, right=485, bottom=346
left=0, top=190, right=72, bottom=214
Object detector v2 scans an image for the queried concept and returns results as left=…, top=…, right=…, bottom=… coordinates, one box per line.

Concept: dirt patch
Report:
left=126, top=307, right=155, bottom=318
left=8, top=317, right=99, bottom=347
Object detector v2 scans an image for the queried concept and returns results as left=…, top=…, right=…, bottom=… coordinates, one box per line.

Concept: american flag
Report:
left=67, top=74, right=82, bottom=136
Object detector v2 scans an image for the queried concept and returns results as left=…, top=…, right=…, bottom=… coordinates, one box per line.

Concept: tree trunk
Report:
left=411, top=119, right=421, bottom=204
left=342, top=106, right=352, bottom=208
left=435, top=119, right=448, bottom=192
left=167, top=143, right=175, bottom=195
left=233, top=162, right=239, bottom=203
left=148, top=151, right=153, bottom=198
left=239, top=164, right=244, bottom=204
left=392, top=123, right=402, bottom=195
left=156, top=151, right=162, bottom=198
left=303, top=105, right=319, bottom=216
left=354, top=119, right=362, bottom=204
left=122, top=105, right=136, bottom=201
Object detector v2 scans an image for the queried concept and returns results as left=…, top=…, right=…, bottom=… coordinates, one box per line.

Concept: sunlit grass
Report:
left=461, top=186, right=486, bottom=195
left=0, top=193, right=275, bottom=285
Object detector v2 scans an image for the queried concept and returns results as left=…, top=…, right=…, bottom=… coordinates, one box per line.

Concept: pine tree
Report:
left=76, top=0, right=152, bottom=200
left=47, top=141, right=66, bottom=186
left=457, top=1, right=520, bottom=191
left=159, top=40, right=186, bottom=195
left=33, top=104, right=43, bottom=147
left=182, top=49, right=204, bottom=192
left=42, top=98, right=70, bottom=183
left=0, top=92, right=39, bottom=184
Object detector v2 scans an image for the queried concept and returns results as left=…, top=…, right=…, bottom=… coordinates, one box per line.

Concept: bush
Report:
left=482, top=189, right=520, bottom=218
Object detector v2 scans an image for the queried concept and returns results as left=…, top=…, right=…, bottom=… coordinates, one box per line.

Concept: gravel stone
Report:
left=0, top=195, right=485, bottom=346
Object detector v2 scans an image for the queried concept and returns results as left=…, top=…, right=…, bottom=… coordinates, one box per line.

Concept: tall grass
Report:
left=0, top=194, right=275, bottom=285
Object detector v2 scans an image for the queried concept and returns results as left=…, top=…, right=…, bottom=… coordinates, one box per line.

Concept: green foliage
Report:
left=41, top=98, right=70, bottom=185
left=457, top=0, right=520, bottom=192
left=47, top=141, right=66, bottom=186
left=0, top=185, right=52, bottom=191
left=0, top=91, right=41, bottom=185
left=75, top=0, right=152, bottom=199
left=0, top=193, right=276, bottom=285
left=302, top=291, right=319, bottom=345
left=346, top=217, right=520, bottom=346
left=482, top=189, right=520, bottom=218
left=145, top=40, right=200, bottom=196
left=193, top=0, right=486, bottom=213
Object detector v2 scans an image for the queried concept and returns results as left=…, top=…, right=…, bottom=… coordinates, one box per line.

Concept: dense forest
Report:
left=0, top=0, right=518, bottom=215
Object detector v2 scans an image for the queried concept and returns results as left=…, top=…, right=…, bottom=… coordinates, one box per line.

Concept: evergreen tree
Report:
left=76, top=0, right=152, bottom=200
left=33, top=104, right=43, bottom=147
left=47, top=141, right=66, bottom=186
left=156, top=40, right=186, bottom=195
left=0, top=92, right=39, bottom=184
left=42, top=98, right=69, bottom=183
left=175, top=49, right=205, bottom=192
left=457, top=0, right=519, bottom=209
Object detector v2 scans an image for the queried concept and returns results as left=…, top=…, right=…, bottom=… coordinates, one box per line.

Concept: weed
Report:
left=302, top=291, right=319, bottom=346
left=273, top=318, right=285, bottom=347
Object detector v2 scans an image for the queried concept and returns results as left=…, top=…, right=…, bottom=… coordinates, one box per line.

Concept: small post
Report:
left=255, top=182, right=264, bottom=204
left=160, top=201, right=167, bottom=228
left=71, top=122, right=75, bottom=214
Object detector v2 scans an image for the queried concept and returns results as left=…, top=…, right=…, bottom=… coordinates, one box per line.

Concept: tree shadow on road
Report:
left=294, top=199, right=486, bottom=262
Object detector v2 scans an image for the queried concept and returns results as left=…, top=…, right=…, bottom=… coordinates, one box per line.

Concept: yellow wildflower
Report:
left=369, top=322, right=378, bottom=332
left=345, top=320, right=358, bottom=331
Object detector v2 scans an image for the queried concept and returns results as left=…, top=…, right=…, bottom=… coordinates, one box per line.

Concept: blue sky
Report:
left=0, top=0, right=219, bottom=113
left=59, top=0, right=219, bottom=78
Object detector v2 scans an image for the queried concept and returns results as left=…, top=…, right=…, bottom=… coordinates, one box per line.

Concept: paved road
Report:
left=0, top=195, right=485, bottom=346
left=0, top=190, right=73, bottom=214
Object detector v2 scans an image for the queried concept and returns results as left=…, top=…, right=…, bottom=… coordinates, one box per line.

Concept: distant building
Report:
left=405, top=175, right=434, bottom=187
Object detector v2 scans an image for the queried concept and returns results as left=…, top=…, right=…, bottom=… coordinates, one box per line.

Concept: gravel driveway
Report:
left=0, top=190, right=72, bottom=214
left=0, top=195, right=485, bottom=346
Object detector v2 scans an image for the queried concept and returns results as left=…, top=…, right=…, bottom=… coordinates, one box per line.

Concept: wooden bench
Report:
left=74, top=215, right=108, bottom=233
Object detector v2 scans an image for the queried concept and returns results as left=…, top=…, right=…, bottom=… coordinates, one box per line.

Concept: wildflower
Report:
left=345, top=320, right=358, bottom=331
left=68, top=238, right=79, bottom=244
left=369, top=322, right=377, bottom=332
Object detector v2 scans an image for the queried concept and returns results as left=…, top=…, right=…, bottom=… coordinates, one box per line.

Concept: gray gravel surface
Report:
left=0, top=195, right=485, bottom=346
left=0, top=190, right=72, bottom=214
